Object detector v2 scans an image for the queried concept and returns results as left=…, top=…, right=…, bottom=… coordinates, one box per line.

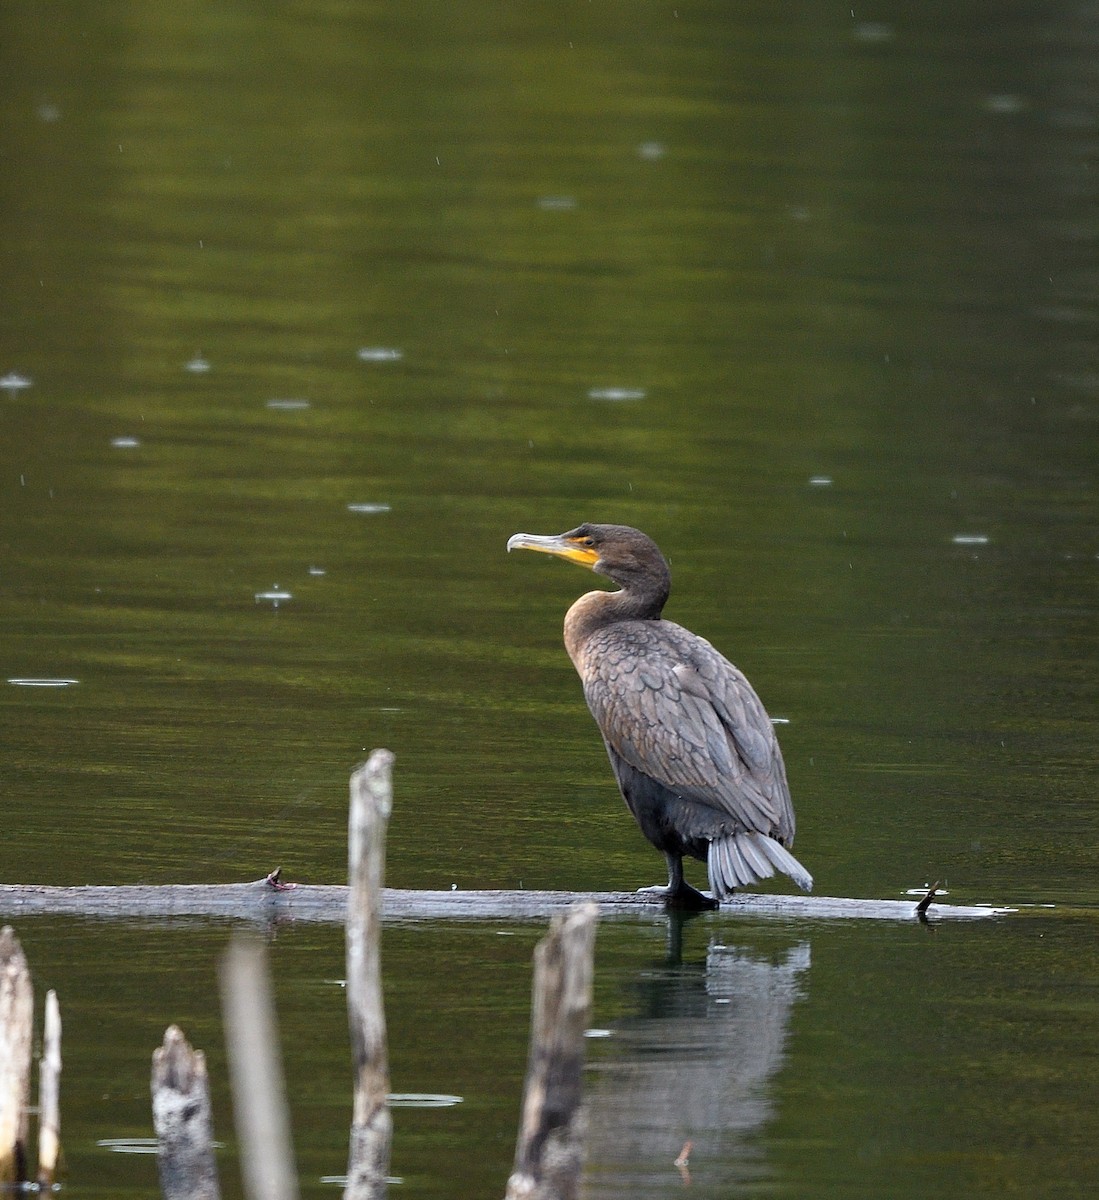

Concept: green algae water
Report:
left=2, top=1, right=1097, bottom=1195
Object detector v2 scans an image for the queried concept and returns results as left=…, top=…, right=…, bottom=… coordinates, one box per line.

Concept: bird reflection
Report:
left=583, top=931, right=810, bottom=1196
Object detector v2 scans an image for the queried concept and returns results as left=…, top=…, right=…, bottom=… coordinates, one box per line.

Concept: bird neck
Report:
left=563, top=585, right=667, bottom=666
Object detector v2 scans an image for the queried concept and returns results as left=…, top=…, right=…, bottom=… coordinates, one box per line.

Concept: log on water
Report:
left=0, top=881, right=1014, bottom=924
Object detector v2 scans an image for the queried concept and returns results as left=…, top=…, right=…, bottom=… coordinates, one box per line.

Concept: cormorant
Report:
left=507, top=523, right=812, bottom=909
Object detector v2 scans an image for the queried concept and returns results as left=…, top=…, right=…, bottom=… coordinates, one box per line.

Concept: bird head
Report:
left=507, top=524, right=669, bottom=594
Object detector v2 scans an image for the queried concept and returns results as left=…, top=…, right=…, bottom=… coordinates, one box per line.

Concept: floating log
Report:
left=505, top=902, right=598, bottom=1200
left=0, top=926, right=33, bottom=1186
left=344, top=753, right=394, bottom=1200
left=218, top=935, right=299, bottom=1200
left=151, top=1025, right=220, bottom=1200
left=37, top=989, right=62, bottom=1191
left=0, top=881, right=1014, bottom=924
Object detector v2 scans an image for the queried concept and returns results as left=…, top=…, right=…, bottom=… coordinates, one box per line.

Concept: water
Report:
left=2, top=0, right=1097, bottom=1195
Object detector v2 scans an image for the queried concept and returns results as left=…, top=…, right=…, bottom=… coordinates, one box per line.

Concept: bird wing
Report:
left=581, top=620, right=795, bottom=841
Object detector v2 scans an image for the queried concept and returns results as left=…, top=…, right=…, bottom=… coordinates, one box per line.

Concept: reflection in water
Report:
left=584, top=932, right=810, bottom=1197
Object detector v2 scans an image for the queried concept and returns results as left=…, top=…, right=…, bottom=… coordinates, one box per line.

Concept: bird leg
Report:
left=637, top=853, right=719, bottom=911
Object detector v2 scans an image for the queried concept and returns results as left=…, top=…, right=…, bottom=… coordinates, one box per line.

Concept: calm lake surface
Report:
left=2, top=1, right=1097, bottom=1196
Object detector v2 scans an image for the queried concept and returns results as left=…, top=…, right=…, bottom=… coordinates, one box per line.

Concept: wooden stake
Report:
left=505, top=902, right=598, bottom=1200
left=0, top=926, right=33, bottom=1186
left=151, top=1025, right=220, bottom=1200
left=219, top=935, right=299, bottom=1200
left=36, top=989, right=62, bottom=1190
left=344, top=751, right=394, bottom=1200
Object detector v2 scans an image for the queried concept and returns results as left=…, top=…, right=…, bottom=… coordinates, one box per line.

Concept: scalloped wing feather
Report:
left=580, top=619, right=796, bottom=841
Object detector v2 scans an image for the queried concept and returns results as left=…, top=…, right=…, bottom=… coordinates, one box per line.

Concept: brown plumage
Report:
left=507, top=522, right=812, bottom=909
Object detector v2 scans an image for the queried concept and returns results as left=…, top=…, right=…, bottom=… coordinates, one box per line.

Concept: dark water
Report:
left=2, top=1, right=1097, bottom=1196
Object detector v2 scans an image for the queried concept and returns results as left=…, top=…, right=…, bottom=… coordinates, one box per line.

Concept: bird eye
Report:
left=578, top=536, right=595, bottom=548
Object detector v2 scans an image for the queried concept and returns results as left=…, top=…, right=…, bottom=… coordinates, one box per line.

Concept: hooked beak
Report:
left=506, top=532, right=600, bottom=569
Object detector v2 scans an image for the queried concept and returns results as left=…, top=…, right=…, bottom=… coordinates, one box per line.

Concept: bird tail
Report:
left=707, top=832, right=813, bottom=898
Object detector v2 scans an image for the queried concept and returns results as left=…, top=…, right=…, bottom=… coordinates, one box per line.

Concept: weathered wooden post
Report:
left=505, top=902, right=598, bottom=1200
left=36, top=989, right=62, bottom=1190
left=344, top=751, right=394, bottom=1200
left=151, top=1025, right=220, bottom=1200
left=0, top=926, right=33, bottom=1186
left=219, top=935, right=299, bottom=1200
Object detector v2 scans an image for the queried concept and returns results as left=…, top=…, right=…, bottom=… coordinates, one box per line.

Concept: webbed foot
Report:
left=637, top=882, right=719, bottom=911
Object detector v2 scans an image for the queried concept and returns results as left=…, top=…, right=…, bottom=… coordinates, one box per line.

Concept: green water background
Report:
left=2, top=2, right=1096, bottom=1195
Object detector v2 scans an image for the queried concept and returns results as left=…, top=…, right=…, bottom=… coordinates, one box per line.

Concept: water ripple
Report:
left=8, top=678, right=80, bottom=688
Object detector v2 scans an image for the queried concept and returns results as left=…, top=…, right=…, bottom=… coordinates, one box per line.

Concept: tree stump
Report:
left=219, top=935, right=299, bottom=1200
left=505, top=902, right=598, bottom=1200
left=344, top=751, right=394, bottom=1200
left=0, top=926, right=32, bottom=1186
left=151, top=1024, right=220, bottom=1200
left=37, top=989, right=62, bottom=1190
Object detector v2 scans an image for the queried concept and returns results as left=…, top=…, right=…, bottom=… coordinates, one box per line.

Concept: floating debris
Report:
left=984, top=94, right=1027, bottom=115
left=387, top=1093, right=463, bottom=1108
left=808, top=475, right=833, bottom=486
left=356, top=347, right=403, bottom=362
left=37, top=102, right=62, bottom=123
left=265, top=398, right=310, bottom=410
left=185, top=356, right=211, bottom=374
left=97, top=1138, right=159, bottom=1155
left=537, top=195, right=577, bottom=211
left=347, top=502, right=391, bottom=514
left=637, top=141, right=667, bottom=161
left=255, top=587, right=292, bottom=608
left=852, top=21, right=895, bottom=43
left=675, top=1138, right=693, bottom=1183
left=588, top=387, right=646, bottom=402
left=583, top=1028, right=612, bottom=1039
left=0, top=372, right=32, bottom=393
left=952, top=534, right=990, bottom=545
left=914, top=881, right=943, bottom=915
left=320, top=1175, right=405, bottom=1187
left=308, top=566, right=327, bottom=576
left=110, top=436, right=141, bottom=449
left=7, top=678, right=80, bottom=688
